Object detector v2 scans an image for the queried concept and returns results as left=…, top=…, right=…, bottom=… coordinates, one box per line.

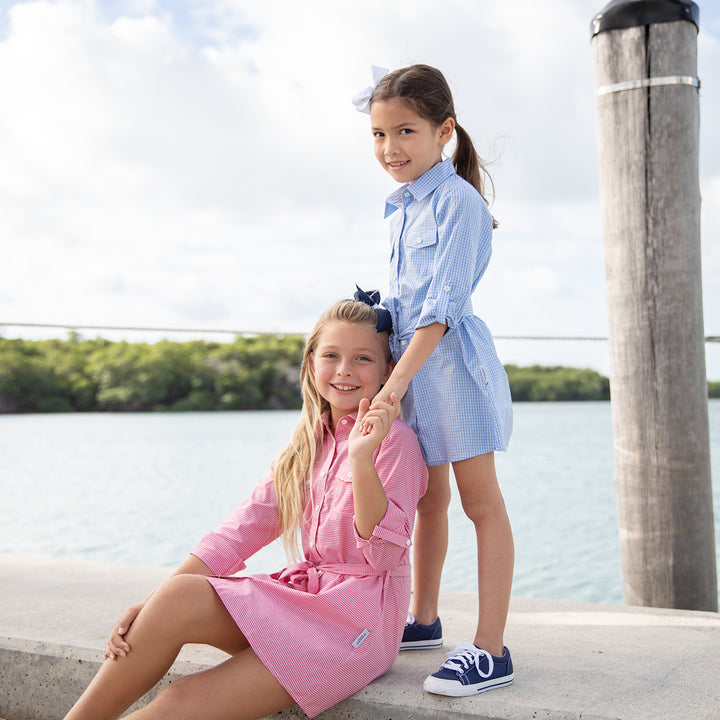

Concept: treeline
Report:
left=0, top=334, right=305, bottom=413
left=1, top=335, right=717, bottom=413
left=504, top=364, right=610, bottom=402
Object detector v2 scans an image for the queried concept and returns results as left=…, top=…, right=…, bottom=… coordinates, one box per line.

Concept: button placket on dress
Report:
left=312, top=419, right=353, bottom=554
left=337, top=420, right=355, bottom=484
left=309, top=433, right=335, bottom=551
left=391, top=194, right=414, bottom=337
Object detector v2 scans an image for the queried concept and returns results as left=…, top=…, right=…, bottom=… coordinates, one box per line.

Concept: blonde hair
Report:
left=273, top=299, right=392, bottom=560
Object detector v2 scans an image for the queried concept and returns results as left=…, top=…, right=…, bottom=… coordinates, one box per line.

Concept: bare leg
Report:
left=453, top=452, right=514, bottom=656
left=126, top=647, right=293, bottom=720
left=63, top=574, right=281, bottom=720
left=411, top=463, right=451, bottom=625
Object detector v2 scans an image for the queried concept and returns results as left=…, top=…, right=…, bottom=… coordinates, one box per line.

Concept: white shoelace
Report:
left=440, top=642, right=494, bottom=679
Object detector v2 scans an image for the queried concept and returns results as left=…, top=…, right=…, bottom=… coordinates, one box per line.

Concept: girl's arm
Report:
left=190, top=473, right=282, bottom=577
left=374, top=183, right=493, bottom=411
left=372, top=321, right=447, bottom=408
left=107, top=471, right=284, bottom=659
left=348, top=396, right=401, bottom=538
left=351, top=405, right=428, bottom=570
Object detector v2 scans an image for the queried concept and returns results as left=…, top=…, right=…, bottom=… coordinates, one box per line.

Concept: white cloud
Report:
left=0, top=0, right=718, bottom=379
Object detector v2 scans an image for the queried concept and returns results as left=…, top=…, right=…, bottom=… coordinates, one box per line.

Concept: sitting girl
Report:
left=63, top=296, right=428, bottom=720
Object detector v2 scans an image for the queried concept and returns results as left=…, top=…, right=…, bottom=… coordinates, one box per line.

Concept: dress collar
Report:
left=322, top=411, right=358, bottom=437
left=384, top=157, right=456, bottom=218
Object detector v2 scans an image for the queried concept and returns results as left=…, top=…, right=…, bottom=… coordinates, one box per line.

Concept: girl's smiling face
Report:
left=311, top=321, right=392, bottom=429
left=370, top=97, right=454, bottom=184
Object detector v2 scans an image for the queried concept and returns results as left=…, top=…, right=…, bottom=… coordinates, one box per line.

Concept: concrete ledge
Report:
left=1, top=554, right=719, bottom=720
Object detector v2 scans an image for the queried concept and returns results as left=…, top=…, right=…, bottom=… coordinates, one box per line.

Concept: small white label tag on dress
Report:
left=352, top=629, right=370, bottom=648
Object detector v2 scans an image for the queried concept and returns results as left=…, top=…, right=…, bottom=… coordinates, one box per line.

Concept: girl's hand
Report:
left=105, top=601, right=145, bottom=661
left=350, top=395, right=399, bottom=455
left=363, top=322, right=446, bottom=435
left=361, top=379, right=406, bottom=435
left=372, top=377, right=408, bottom=410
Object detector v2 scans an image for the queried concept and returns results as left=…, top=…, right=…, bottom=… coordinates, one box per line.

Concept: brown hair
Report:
left=273, top=299, right=392, bottom=560
left=372, top=64, right=497, bottom=228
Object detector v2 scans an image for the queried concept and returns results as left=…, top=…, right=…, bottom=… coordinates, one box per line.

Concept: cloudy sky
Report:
left=1, top=0, right=719, bottom=379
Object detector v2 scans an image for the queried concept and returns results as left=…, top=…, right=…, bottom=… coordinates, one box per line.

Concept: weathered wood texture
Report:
left=591, top=20, right=717, bottom=611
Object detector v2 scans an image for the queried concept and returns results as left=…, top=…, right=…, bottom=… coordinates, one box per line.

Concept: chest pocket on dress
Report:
left=323, top=472, right=356, bottom=521
left=401, top=232, right=438, bottom=278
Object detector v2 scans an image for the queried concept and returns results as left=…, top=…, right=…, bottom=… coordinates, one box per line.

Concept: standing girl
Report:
left=63, top=298, right=427, bottom=720
left=353, top=64, right=514, bottom=697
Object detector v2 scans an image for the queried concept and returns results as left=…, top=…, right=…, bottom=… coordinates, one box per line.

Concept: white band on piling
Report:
left=596, top=75, right=700, bottom=96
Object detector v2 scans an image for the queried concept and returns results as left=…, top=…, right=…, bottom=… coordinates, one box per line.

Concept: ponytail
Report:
left=453, top=123, right=498, bottom=229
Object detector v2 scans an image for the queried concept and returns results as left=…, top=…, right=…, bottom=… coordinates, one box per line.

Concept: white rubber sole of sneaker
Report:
left=399, top=638, right=444, bottom=650
left=423, top=673, right=514, bottom=697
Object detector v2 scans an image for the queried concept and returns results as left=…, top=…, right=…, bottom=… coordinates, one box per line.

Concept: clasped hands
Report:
left=352, top=382, right=405, bottom=444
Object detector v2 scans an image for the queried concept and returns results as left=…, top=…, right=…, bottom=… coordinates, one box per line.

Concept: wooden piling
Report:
left=590, top=1, right=717, bottom=611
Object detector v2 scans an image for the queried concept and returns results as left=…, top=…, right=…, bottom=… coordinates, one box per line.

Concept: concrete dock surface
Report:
left=1, top=554, right=719, bottom=720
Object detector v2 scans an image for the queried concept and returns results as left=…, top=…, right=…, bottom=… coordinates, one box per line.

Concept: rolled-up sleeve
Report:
left=416, top=183, right=493, bottom=330
left=355, top=421, right=428, bottom=571
left=192, top=471, right=281, bottom=577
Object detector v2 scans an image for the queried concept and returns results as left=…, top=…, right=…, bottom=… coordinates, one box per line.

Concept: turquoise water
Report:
left=1, top=401, right=718, bottom=605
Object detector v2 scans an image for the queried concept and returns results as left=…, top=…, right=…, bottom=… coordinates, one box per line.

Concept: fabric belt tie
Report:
left=277, top=561, right=411, bottom=594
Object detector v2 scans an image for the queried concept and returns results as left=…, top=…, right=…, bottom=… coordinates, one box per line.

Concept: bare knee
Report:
left=460, top=488, right=508, bottom=526
left=417, top=479, right=451, bottom=518
left=143, top=574, right=210, bottom=634
left=453, top=455, right=509, bottom=525
left=150, top=574, right=198, bottom=608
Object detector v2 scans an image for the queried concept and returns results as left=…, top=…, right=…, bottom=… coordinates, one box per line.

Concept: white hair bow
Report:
left=351, top=65, right=389, bottom=114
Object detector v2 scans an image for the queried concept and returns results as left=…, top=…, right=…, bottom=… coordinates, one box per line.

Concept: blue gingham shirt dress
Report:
left=383, top=158, right=513, bottom=465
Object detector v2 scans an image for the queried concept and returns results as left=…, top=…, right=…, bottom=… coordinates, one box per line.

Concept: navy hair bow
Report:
left=354, top=285, right=393, bottom=334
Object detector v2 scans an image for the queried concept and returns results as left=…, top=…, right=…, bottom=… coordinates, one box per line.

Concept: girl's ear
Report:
left=438, top=117, right=455, bottom=147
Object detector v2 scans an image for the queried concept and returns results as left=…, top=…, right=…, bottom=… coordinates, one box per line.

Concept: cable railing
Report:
left=1, top=321, right=719, bottom=343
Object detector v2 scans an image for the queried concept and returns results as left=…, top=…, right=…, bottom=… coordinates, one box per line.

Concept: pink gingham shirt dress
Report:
left=192, top=412, right=427, bottom=718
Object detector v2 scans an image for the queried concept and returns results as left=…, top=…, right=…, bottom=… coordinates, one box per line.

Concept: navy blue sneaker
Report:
left=423, top=643, right=513, bottom=696
left=400, top=612, right=443, bottom=650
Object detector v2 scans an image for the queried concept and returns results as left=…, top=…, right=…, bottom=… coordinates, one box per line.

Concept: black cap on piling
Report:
left=591, top=0, right=699, bottom=38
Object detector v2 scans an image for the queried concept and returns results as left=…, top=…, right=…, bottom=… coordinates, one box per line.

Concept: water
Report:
left=1, top=401, right=719, bottom=605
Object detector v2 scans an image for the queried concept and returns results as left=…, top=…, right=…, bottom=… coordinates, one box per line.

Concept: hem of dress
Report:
left=424, top=442, right=510, bottom=467
left=203, top=575, right=361, bottom=719
left=202, top=577, right=314, bottom=715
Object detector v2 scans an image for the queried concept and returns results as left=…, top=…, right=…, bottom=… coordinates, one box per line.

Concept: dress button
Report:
left=406, top=540, right=411, bottom=546
left=341, top=419, right=347, bottom=425
left=444, top=285, right=451, bottom=292
left=348, top=472, right=353, bottom=479
left=416, top=238, right=422, bottom=244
